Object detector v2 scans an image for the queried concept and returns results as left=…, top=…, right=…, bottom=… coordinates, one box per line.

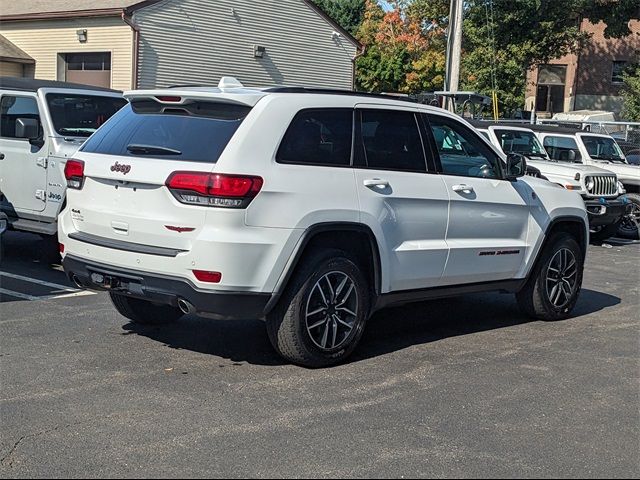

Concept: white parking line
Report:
left=0, top=288, right=40, bottom=301
left=43, top=291, right=96, bottom=300
left=0, top=270, right=97, bottom=302
left=0, top=271, right=78, bottom=292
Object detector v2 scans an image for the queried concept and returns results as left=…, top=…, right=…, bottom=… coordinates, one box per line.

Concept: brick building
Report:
left=525, top=18, right=640, bottom=119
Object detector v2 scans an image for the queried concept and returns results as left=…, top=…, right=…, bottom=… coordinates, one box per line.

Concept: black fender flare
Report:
left=263, top=222, right=382, bottom=315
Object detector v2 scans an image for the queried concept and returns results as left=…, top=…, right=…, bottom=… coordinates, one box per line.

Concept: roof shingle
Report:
left=0, top=1, right=160, bottom=19
left=0, top=34, right=34, bottom=63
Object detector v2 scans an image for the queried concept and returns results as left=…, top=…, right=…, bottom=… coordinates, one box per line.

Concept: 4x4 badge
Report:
left=111, top=162, right=131, bottom=175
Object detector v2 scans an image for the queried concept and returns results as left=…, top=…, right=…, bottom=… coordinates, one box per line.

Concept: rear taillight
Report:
left=166, top=172, right=263, bottom=208
left=59, top=243, right=65, bottom=254
left=64, top=159, right=85, bottom=190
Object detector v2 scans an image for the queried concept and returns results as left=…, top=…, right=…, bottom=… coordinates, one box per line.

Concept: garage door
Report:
left=0, top=61, right=24, bottom=77
left=65, top=52, right=111, bottom=88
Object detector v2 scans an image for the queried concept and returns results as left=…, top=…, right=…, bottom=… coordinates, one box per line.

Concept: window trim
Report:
left=275, top=107, right=356, bottom=169
left=0, top=94, right=42, bottom=141
left=354, top=108, right=431, bottom=174
left=423, top=113, right=506, bottom=180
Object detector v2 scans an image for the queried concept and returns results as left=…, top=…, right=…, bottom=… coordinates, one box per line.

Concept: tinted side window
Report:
left=277, top=109, right=353, bottom=166
left=0, top=96, right=41, bottom=139
left=359, top=109, right=426, bottom=172
left=427, top=115, right=501, bottom=178
left=543, top=136, right=582, bottom=162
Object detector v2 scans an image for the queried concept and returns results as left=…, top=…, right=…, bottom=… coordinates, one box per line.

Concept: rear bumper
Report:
left=63, top=255, right=271, bottom=320
left=584, top=197, right=632, bottom=228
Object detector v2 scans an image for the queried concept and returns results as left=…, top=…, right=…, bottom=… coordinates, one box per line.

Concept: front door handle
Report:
left=0, top=153, right=5, bottom=160
left=364, top=179, right=390, bottom=189
left=452, top=184, right=474, bottom=194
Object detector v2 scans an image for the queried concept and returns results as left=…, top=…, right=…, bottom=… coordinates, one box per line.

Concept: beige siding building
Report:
left=0, top=0, right=360, bottom=91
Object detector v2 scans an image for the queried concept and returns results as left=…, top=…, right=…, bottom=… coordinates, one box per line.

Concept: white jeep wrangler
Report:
left=473, top=122, right=631, bottom=241
left=532, top=125, right=640, bottom=239
left=59, top=79, right=589, bottom=367
left=0, top=78, right=126, bottom=237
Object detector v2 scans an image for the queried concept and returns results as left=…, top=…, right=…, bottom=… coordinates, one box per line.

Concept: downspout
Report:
left=352, top=45, right=366, bottom=91
left=122, top=10, right=140, bottom=89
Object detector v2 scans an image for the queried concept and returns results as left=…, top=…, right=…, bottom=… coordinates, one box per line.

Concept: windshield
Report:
left=495, top=129, right=548, bottom=158
left=46, top=93, right=127, bottom=137
left=80, top=100, right=251, bottom=163
left=581, top=136, right=626, bottom=163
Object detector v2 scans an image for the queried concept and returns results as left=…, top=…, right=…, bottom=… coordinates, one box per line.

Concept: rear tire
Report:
left=109, top=292, right=183, bottom=325
left=266, top=249, right=370, bottom=368
left=617, top=193, right=640, bottom=240
left=516, top=233, right=584, bottom=321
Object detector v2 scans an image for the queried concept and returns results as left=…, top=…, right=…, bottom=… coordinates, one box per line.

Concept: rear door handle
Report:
left=452, top=184, right=474, bottom=194
left=0, top=153, right=5, bottom=160
left=364, top=179, right=390, bottom=189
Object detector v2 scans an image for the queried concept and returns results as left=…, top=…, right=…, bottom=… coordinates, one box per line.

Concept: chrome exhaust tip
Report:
left=71, top=275, right=84, bottom=289
left=177, top=298, right=196, bottom=315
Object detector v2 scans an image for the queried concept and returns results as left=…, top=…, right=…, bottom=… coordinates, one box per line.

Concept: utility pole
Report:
left=444, top=0, right=463, bottom=112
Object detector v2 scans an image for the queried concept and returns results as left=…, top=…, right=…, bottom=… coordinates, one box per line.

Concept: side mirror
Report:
left=15, top=118, right=40, bottom=140
left=567, top=150, right=577, bottom=162
left=506, top=153, right=527, bottom=180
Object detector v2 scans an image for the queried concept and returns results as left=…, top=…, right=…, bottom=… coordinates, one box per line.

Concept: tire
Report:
left=516, top=233, right=584, bottom=321
left=40, top=234, right=62, bottom=265
left=617, top=192, right=640, bottom=240
left=266, top=249, right=371, bottom=368
left=590, top=222, right=620, bottom=243
left=109, top=292, right=183, bottom=325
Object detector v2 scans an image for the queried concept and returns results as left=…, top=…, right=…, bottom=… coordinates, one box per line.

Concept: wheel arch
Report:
left=264, top=222, right=382, bottom=315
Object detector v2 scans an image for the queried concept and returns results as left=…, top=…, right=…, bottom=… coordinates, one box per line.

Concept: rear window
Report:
left=543, top=135, right=582, bottom=162
left=46, top=93, right=127, bottom=137
left=81, top=100, right=251, bottom=163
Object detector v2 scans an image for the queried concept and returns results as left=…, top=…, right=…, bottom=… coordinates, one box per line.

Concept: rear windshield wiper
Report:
left=126, top=144, right=182, bottom=155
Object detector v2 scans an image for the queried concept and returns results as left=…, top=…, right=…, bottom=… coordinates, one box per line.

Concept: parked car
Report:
left=0, top=77, right=127, bottom=239
left=472, top=122, right=630, bottom=242
left=59, top=78, right=588, bottom=367
left=526, top=124, right=640, bottom=239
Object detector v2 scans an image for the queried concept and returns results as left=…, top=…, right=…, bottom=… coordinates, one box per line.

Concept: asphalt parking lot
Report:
left=0, top=232, right=639, bottom=478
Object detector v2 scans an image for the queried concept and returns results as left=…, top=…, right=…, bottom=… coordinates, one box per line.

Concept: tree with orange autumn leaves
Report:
left=355, top=0, right=446, bottom=93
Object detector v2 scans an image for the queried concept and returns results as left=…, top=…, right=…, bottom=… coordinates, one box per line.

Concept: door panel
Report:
left=355, top=107, right=449, bottom=292
left=440, top=176, right=531, bottom=284
left=0, top=94, right=47, bottom=213
left=425, top=113, right=531, bottom=284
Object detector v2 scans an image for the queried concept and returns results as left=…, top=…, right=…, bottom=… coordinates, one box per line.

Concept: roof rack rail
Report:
left=168, top=84, right=213, bottom=89
left=263, top=86, right=418, bottom=103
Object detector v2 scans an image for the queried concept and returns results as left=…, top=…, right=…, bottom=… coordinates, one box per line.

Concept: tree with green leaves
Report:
left=312, top=0, right=367, bottom=35
left=355, top=0, right=446, bottom=93
left=458, top=0, right=640, bottom=115
left=621, top=64, right=640, bottom=121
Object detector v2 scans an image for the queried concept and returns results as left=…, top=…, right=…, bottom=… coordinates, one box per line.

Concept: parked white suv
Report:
left=473, top=122, right=630, bottom=241
left=0, top=77, right=126, bottom=237
left=59, top=79, right=589, bottom=367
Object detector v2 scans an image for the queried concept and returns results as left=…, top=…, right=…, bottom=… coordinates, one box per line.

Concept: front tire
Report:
left=109, top=292, right=183, bottom=325
left=617, top=193, right=640, bottom=240
left=266, top=249, right=370, bottom=368
left=517, top=233, right=584, bottom=321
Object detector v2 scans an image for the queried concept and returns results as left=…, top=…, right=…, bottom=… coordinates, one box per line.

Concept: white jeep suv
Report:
left=59, top=79, right=588, bottom=367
